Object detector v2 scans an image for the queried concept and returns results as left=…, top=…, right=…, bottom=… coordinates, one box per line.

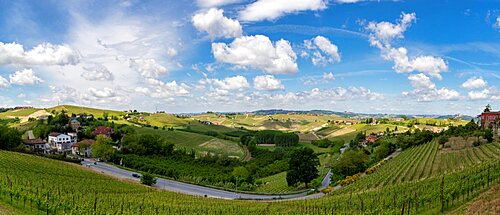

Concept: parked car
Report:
left=132, top=173, right=141, bottom=178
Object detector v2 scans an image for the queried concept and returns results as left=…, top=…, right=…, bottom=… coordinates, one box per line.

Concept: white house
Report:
left=48, top=132, right=77, bottom=153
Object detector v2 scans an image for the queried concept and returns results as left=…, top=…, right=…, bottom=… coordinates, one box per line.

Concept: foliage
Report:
left=331, top=149, right=369, bottom=183
left=92, top=135, right=115, bottom=161
left=286, top=147, right=319, bottom=188
left=140, top=172, right=157, bottom=186
left=122, top=133, right=174, bottom=156
left=0, top=125, right=21, bottom=150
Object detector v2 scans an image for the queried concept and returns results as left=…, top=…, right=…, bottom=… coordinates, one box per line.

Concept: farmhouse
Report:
left=48, top=132, right=78, bottom=153
left=23, top=139, right=48, bottom=154
left=93, top=126, right=114, bottom=137
left=200, top=121, right=213, bottom=125
left=69, top=118, right=81, bottom=131
left=478, top=104, right=500, bottom=129
left=71, top=139, right=96, bottom=157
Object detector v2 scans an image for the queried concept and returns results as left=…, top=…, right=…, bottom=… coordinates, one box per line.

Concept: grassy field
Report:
left=0, top=108, right=40, bottom=118
left=254, top=172, right=306, bottom=194
left=47, top=105, right=124, bottom=117
left=0, top=148, right=498, bottom=214
left=133, top=127, right=244, bottom=159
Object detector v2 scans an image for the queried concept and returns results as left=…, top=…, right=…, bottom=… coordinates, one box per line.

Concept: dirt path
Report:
left=242, top=145, right=252, bottom=161
left=10, top=110, right=51, bottom=123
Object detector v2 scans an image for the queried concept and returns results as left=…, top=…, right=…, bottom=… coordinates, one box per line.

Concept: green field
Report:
left=0, top=108, right=40, bottom=118
left=47, top=105, right=124, bottom=117
left=0, top=148, right=498, bottom=214
left=255, top=172, right=306, bottom=194
left=133, top=127, right=244, bottom=159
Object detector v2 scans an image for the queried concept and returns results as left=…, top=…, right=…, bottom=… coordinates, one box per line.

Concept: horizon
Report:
left=0, top=0, right=499, bottom=115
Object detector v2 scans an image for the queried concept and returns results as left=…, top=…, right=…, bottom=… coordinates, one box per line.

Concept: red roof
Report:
left=93, top=126, right=114, bottom=136
left=23, top=139, right=46, bottom=145
left=49, top=132, right=62, bottom=137
left=72, top=139, right=96, bottom=148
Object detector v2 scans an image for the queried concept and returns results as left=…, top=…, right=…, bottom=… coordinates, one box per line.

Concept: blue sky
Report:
left=0, top=0, right=498, bottom=115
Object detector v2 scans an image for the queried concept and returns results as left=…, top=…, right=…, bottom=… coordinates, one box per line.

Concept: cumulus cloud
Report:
left=0, top=76, right=9, bottom=88
left=81, top=64, right=114, bottom=81
left=322, top=72, right=335, bottom=80
left=9, top=69, right=44, bottom=85
left=468, top=89, right=490, bottom=100
left=192, top=8, right=243, bottom=39
left=366, top=13, right=448, bottom=79
left=239, top=0, right=327, bottom=22
left=494, top=16, right=500, bottom=30
left=212, top=35, right=298, bottom=74
left=167, top=47, right=178, bottom=57
left=461, top=77, right=487, bottom=89
left=129, top=58, right=168, bottom=79
left=404, top=73, right=459, bottom=102
left=304, top=36, right=340, bottom=66
left=145, top=78, right=190, bottom=99
left=0, top=42, right=80, bottom=66
left=408, top=73, right=435, bottom=90
left=196, top=0, right=243, bottom=8
left=253, top=75, right=285, bottom=91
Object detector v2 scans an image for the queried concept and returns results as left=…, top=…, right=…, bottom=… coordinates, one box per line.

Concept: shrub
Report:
left=141, top=172, right=157, bottom=186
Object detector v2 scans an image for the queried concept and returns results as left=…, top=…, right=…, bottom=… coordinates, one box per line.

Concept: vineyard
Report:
left=340, top=141, right=500, bottom=192
left=0, top=147, right=499, bottom=214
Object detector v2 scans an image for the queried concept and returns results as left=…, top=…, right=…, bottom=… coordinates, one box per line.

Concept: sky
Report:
left=0, top=0, right=499, bottom=115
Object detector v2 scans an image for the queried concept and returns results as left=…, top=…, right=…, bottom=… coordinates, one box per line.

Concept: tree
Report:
left=0, top=126, right=21, bottom=150
left=140, top=172, right=157, bottom=186
left=232, top=166, right=250, bottom=181
left=92, top=135, right=115, bottom=161
left=331, top=149, right=369, bottom=182
left=286, top=148, right=319, bottom=188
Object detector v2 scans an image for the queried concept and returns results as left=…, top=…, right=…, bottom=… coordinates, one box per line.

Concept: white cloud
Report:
left=216, top=75, right=250, bottom=90
left=196, top=0, right=243, bottom=8
left=367, top=13, right=448, bottom=79
left=253, top=75, right=285, bottom=91
left=0, top=76, right=9, bottom=88
left=322, top=72, right=335, bottom=80
left=494, top=16, right=500, bottom=30
left=304, top=36, right=340, bottom=66
left=461, top=77, right=487, bottom=89
left=9, top=69, right=44, bottom=85
left=212, top=35, right=298, bottom=74
left=335, top=0, right=365, bottom=3
left=192, top=8, right=243, bottom=39
left=402, top=87, right=460, bottom=102
left=129, top=58, right=168, bottom=79
left=0, top=42, right=80, bottom=66
left=468, top=89, right=490, bottom=100
left=146, top=78, right=190, bottom=99
left=239, top=0, right=327, bottom=22
left=408, top=73, right=435, bottom=90
left=167, top=47, right=178, bottom=57
left=81, top=64, right=114, bottom=81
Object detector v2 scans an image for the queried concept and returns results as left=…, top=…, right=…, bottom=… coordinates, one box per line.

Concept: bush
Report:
left=141, top=172, right=157, bottom=186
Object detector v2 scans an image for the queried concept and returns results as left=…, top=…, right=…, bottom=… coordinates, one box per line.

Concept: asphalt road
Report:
left=82, top=159, right=330, bottom=200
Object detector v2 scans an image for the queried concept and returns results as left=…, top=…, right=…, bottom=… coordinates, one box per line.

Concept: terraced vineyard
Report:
left=342, top=141, right=500, bottom=192
left=0, top=148, right=498, bottom=214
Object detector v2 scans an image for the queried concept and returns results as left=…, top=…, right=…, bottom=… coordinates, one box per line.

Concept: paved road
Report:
left=82, top=159, right=330, bottom=200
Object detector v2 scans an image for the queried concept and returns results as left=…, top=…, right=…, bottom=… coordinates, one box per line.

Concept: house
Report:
left=71, top=139, right=96, bottom=157
left=478, top=104, right=500, bottom=129
left=48, top=132, right=77, bottom=153
left=23, top=139, right=48, bottom=154
left=93, top=126, right=114, bottom=137
left=69, top=118, right=81, bottom=131
left=366, top=135, right=378, bottom=143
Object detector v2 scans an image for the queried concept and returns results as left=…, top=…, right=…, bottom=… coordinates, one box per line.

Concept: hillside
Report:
left=0, top=138, right=498, bottom=214
left=47, top=105, right=124, bottom=117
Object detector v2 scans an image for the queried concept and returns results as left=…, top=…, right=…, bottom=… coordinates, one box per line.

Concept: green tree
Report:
left=286, top=147, right=319, bottom=188
left=92, top=135, right=115, bottom=161
left=232, top=166, right=250, bottom=182
left=140, top=172, right=157, bottom=186
left=0, top=126, right=21, bottom=150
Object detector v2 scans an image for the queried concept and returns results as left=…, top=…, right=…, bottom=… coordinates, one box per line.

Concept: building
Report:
left=71, top=139, right=96, bottom=157
left=23, top=139, right=48, bottom=154
left=69, top=118, right=81, bottom=131
left=48, top=132, right=78, bottom=153
left=478, top=104, right=500, bottom=128
left=93, top=126, right=114, bottom=137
